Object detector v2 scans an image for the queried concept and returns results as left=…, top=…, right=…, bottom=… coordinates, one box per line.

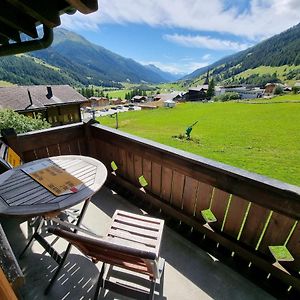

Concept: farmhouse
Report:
left=89, top=96, right=109, bottom=107
left=109, top=98, right=124, bottom=105
left=131, top=95, right=147, bottom=103
left=154, top=91, right=185, bottom=102
left=186, top=85, right=209, bottom=101
left=0, top=85, right=88, bottom=126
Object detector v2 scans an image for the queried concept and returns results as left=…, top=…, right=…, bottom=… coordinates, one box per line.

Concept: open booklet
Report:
left=22, top=160, right=84, bottom=196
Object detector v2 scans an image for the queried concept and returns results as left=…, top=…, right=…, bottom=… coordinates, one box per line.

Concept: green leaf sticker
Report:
left=138, top=175, right=148, bottom=187
left=201, top=209, right=217, bottom=223
left=111, top=161, right=118, bottom=171
left=269, top=246, right=294, bottom=262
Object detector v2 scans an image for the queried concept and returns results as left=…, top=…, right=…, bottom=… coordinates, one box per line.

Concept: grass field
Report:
left=98, top=102, right=300, bottom=186
left=236, top=65, right=300, bottom=86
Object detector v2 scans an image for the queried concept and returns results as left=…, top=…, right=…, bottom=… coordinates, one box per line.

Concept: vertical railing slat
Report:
left=182, top=176, right=198, bottom=216
left=258, top=212, right=295, bottom=255
left=171, top=171, right=185, bottom=209
left=223, top=196, right=249, bottom=239
left=210, top=188, right=230, bottom=232
left=151, top=162, right=162, bottom=197
left=161, top=166, right=172, bottom=203
left=239, top=203, right=270, bottom=248
left=194, top=182, right=214, bottom=220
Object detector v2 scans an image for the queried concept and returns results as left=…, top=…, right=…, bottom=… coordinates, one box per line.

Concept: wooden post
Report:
left=115, top=112, right=119, bottom=129
left=83, top=119, right=98, bottom=158
left=0, top=267, right=17, bottom=300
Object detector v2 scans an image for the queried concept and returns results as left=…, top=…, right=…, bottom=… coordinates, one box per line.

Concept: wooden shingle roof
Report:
left=0, top=85, right=88, bottom=111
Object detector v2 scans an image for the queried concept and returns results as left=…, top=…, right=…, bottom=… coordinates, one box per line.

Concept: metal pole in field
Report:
left=115, top=112, right=118, bottom=129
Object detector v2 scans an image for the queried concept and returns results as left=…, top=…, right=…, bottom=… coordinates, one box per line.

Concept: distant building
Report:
left=131, top=95, right=147, bottom=103
left=154, top=92, right=185, bottom=102
left=89, top=96, right=109, bottom=107
left=264, top=83, right=277, bottom=95
left=109, top=98, right=123, bottom=105
left=221, top=86, right=264, bottom=99
left=0, top=85, right=88, bottom=126
left=186, top=85, right=209, bottom=101
left=294, top=82, right=300, bottom=88
left=164, top=99, right=176, bottom=108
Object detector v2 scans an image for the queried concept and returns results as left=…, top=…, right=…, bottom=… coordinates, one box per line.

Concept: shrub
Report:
left=0, top=109, right=51, bottom=134
left=274, top=85, right=284, bottom=95
left=292, top=86, right=300, bottom=94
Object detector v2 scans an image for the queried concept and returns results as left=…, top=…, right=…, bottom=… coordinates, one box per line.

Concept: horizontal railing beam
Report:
left=91, top=124, right=300, bottom=220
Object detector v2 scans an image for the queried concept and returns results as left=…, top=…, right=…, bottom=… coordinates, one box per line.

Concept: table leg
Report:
left=19, top=217, right=44, bottom=259
left=44, top=197, right=91, bottom=294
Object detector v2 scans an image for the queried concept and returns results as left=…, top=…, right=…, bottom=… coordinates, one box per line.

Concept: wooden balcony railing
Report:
left=3, top=121, right=300, bottom=297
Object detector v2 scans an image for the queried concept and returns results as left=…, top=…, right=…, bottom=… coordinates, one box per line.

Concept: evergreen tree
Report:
left=206, top=78, right=215, bottom=98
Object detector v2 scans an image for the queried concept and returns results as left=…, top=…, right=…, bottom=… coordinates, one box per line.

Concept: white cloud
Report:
left=163, top=34, right=251, bottom=51
left=61, top=0, right=300, bottom=40
left=202, top=54, right=212, bottom=60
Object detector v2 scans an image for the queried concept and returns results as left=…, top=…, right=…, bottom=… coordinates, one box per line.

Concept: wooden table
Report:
left=0, top=155, right=107, bottom=293
left=0, top=155, right=107, bottom=217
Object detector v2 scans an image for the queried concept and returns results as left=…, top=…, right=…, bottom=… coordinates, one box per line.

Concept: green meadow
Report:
left=98, top=102, right=300, bottom=186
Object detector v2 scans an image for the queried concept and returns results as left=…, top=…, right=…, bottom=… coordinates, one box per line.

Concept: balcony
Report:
left=1, top=121, right=300, bottom=299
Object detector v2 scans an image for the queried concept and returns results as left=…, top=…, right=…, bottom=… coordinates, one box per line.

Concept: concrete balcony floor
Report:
left=2, top=186, right=275, bottom=300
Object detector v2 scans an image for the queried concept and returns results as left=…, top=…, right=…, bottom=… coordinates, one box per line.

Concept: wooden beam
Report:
left=0, top=224, right=24, bottom=290
left=0, top=1, right=38, bottom=38
left=65, top=0, right=98, bottom=14
left=0, top=267, right=17, bottom=300
left=91, top=124, right=300, bottom=220
left=7, top=0, right=67, bottom=28
left=0, top=34, right=9, bottom=45
left=0, top=22, right=20, bottom=42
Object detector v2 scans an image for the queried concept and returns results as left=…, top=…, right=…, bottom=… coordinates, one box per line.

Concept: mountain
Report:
left=183, top=23, right=300, bottom=86
left=144, top=64, right=183, bottom=82
left=0, top=28, right=173, bottom=86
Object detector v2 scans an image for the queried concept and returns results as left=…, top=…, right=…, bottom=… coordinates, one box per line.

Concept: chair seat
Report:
left=49, top=210, right=165, bottom=299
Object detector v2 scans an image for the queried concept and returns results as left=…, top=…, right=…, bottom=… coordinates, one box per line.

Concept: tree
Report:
left=206, top=78, right=215, bottom=98
left=0, top=109, right=50, bottom=134
left=274, top=85, right=283, bottom=95
left=292, top=86, right=300, bottom=94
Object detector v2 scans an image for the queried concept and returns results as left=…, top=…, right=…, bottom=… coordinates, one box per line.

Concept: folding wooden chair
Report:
left=49, top=210, right=165, bottom=300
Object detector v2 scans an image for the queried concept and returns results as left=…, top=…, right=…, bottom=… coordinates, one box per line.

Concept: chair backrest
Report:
left=48, top=227, right=158, bottom=277
left=0, top=140, right=22, bottom=173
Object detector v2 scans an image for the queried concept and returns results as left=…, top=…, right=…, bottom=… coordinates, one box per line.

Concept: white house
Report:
left=217, top=86, right=264, bottom=99
left=164, top=99, right=176, bottom=108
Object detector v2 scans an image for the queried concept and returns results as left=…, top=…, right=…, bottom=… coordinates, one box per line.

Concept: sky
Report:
left=61, top=0, right=300, bottom=75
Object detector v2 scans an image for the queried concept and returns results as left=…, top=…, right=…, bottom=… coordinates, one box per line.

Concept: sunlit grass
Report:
left=98, top=102, right=300, bottom=186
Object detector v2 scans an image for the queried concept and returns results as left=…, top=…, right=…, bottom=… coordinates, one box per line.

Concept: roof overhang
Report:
left=0, top=0, right=98, bottom=56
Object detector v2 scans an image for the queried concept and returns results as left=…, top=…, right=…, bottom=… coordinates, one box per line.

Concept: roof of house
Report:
left=132, top=96, right=147, bottom=100
left=154, top=92, right=183, bottom=101
left=0, top=85, right=87, bottom=111
left=189, top=85, right=209, bottom=92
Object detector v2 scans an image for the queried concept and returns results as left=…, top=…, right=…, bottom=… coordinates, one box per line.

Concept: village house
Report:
left=109, top=98, right=124, bottom=105
left=153, top=91, right=184, bottom=102
left=186, top=85, right=209, bottom=101
left=131, top=95, right=147, bottom=103
left=0, top=85, right=88, bottom=126
left=87, top=96, right=109, bottom=108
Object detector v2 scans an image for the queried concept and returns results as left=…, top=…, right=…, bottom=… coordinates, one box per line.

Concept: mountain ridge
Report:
left=0, top=28, right=176, bottom=86
left=182, top=23, right=300, bottom=86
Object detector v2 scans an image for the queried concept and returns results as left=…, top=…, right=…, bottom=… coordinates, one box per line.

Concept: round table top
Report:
left=0, top=155, right=107, bottom=217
